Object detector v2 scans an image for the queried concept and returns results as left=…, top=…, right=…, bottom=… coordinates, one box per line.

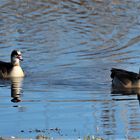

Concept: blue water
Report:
left=0, top=0, right=140, bottom=139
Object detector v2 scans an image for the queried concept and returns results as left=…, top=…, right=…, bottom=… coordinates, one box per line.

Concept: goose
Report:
left=111, top=68, right=140, bottom=88
left=0, top=50, right=24, bottom=78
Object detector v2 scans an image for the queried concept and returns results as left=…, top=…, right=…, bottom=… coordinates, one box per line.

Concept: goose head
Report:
left=11, top=50, right=23, bottom=66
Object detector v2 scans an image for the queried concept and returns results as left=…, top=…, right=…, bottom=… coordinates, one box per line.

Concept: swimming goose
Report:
left=111, top=68, right=140, bottom=88
left=0, top=50, right=24, bottom=78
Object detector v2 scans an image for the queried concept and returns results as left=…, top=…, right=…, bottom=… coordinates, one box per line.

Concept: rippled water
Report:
left=1, top=0, right=140, bottom=139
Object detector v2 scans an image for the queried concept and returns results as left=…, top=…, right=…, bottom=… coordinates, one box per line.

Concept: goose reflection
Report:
left=111, top=87, right=140, bottom=103
left=11, top=77, right=23, bottom=103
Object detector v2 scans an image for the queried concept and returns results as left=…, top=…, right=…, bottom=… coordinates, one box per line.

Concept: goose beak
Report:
left=17, top=55, right=23, bottom=61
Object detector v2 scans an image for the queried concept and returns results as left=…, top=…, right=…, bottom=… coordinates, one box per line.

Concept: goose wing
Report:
left=0, top=61, right=13, bottom=78
left=111, top=68, right=139, bottom=85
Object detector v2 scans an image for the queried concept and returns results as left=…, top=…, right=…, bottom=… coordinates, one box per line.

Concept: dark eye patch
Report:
left=11, top=50, right=20, bottom=57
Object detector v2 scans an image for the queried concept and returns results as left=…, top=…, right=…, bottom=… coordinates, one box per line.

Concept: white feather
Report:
left=10, top=66, right=24, bottom=77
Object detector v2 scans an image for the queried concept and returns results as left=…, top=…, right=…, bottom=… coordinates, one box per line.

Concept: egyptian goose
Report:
left=0, top=50, right=24, bottom=78
left=111, top=68, right=140, bottom=88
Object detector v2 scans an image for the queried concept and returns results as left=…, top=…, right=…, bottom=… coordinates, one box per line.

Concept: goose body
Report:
left=111, top=68, right=140, bottom=88
left=0, top=50, right=24, bottom=78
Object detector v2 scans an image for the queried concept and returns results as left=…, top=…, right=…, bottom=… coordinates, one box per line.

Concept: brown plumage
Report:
left=0, top=61, right=13, bottom=78
left=111, top=68, right=140, bottom=88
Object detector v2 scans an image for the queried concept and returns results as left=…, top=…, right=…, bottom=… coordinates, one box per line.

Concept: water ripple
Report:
left=1, top=0, right=140, bottom=139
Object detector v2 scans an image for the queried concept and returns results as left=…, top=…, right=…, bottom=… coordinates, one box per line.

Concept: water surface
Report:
left=0, top=0, right=140, bottom=139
